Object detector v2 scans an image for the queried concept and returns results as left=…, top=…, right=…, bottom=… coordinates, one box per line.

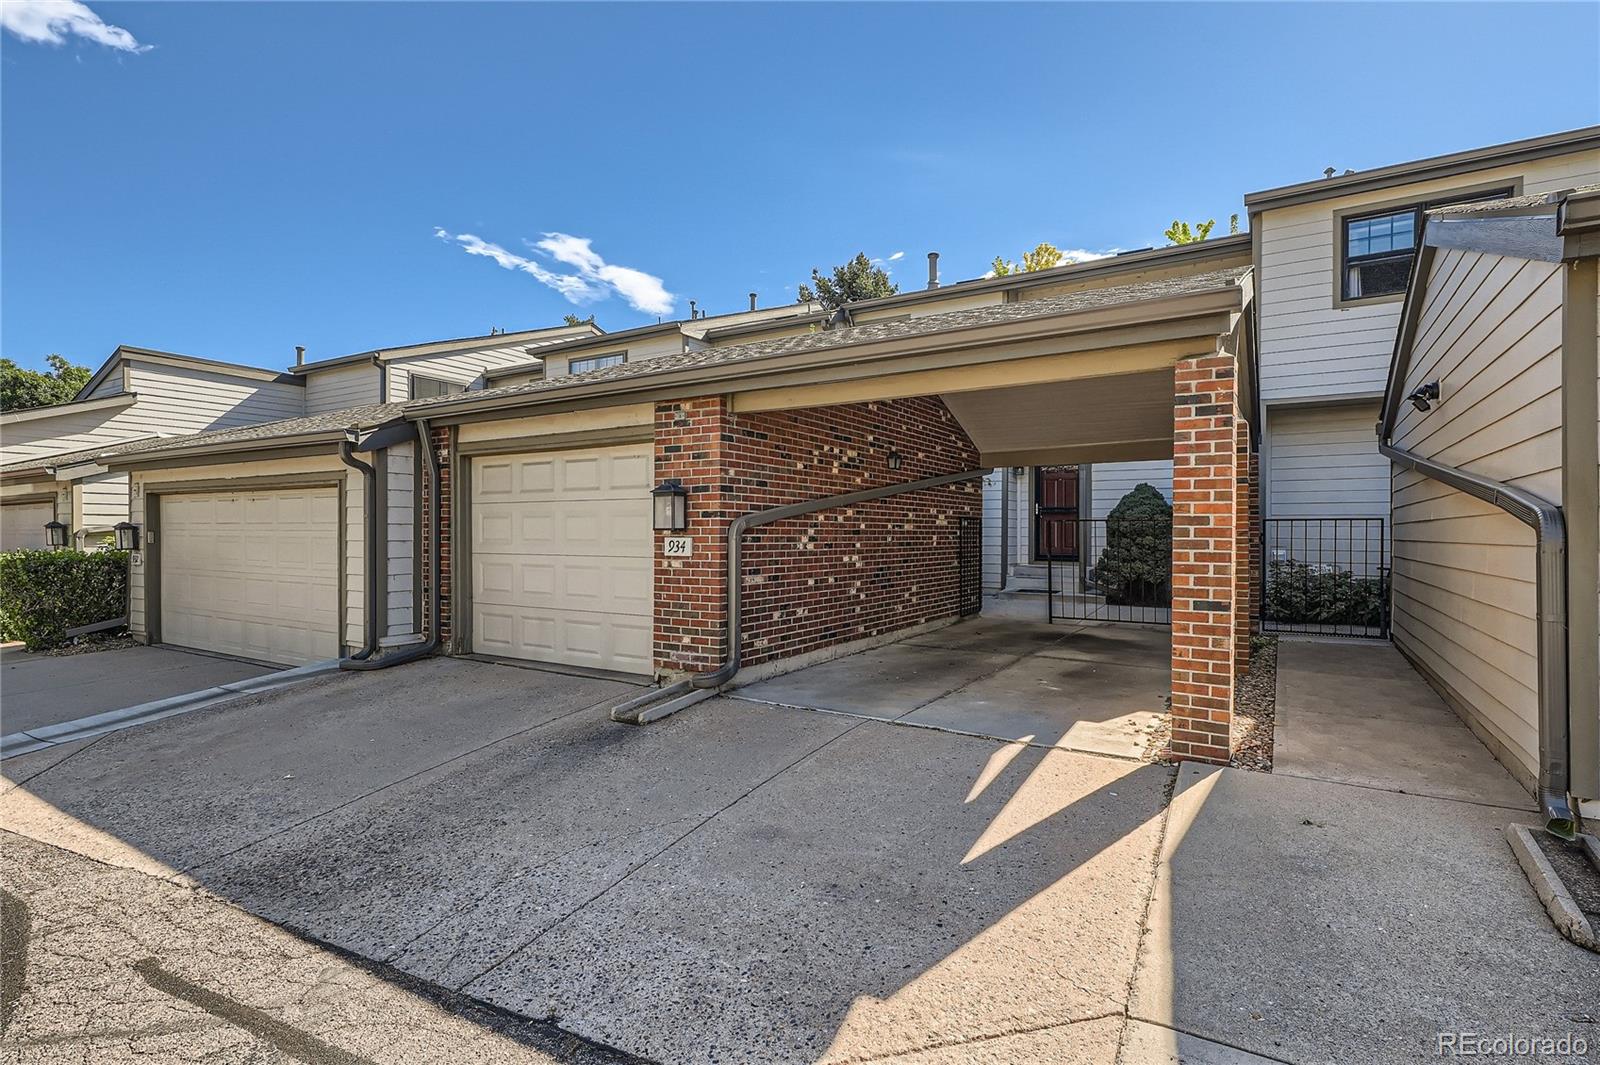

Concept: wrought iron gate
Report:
left=957, top=516, right=982, bottom=617
left=1261, top=517, right=1389, bottom=638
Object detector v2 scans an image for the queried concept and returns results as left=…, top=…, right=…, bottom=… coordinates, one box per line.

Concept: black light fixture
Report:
left=651, top=479, right=689, bottom=532
left=1407, top=380, right=1441, bottom=413
left=114, top=521, right=141, bottom=551
left=887, top=450, right=903, bottom=471
left=44, top=520, right=67, bottom=548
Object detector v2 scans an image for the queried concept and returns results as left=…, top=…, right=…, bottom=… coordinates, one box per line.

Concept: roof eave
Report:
left=0, top=392, right=139, bottom=425
left=407, top=281, right=1248, bottom=423
left=1244, top=126, right=1600, bottom=213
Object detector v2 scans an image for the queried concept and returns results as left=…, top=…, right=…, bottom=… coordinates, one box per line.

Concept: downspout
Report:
left=341, top=418, right=442, bottom=671
left=1378, top=440, right=1573, bottom=839
left=613, top=467, right=990, bottom=723
left=337, top=436, right=379, bottom=661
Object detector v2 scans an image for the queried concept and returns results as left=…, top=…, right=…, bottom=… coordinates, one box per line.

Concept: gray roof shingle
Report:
left=90, top=264, right=1249, bottom=464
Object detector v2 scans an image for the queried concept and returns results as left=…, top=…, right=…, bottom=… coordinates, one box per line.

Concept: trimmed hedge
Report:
left=1262, top=559, right=1385, bottom=627
left=0, top=549, right=129, bottom=651
left=1094, top=484, right=1172, bottom=606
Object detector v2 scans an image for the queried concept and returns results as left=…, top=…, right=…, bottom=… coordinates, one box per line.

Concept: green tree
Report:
left=0, top=354, right=91, bottom=412
left=1165, top=213, right=1240, bottom=245
left=797, top=252, right=898, bottom=309
left=991, top=241, right=1071, bottom=278
left=561, top=313, right=596, bottom=327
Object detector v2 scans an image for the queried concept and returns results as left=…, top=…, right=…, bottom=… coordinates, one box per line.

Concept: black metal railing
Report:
left=1048, top=518, right=1171, bottom=626
left=957, top=516, right=982, bottom=617
left=1261, top=517, right=1389, bottom=638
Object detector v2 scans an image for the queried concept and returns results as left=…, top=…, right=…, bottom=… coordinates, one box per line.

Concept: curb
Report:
left=0, top=659, right=340, bottom=759
left=1505, top=823, right=1599, bottom=952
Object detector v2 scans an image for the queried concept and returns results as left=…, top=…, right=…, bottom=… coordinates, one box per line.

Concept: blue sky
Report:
left=3, top=2, right=1597, bottom=373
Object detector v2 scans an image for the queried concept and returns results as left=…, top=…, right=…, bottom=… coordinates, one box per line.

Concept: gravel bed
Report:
left=1230, top=635, right=1277, bottom=772
left=36, top=633, right=138, bottom=657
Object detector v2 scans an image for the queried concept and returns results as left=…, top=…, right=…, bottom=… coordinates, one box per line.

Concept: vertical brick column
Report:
left=654, top=397, right=735, bottom=674
left=1233, top=417, right=1253, bottom=675
left=423, top=425, right=452, bottom=643
left=1170, top=353, right=1241, bottom=764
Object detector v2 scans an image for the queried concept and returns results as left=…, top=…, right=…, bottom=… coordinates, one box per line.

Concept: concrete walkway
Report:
left=1272, top=638, right=1531, bottom=809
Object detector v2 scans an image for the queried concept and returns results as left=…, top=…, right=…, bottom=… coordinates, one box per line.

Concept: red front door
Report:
left=1034, top=466, right=1080, bottom=561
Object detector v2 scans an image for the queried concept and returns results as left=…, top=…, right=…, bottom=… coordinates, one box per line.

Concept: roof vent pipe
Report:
left=689, top=299, right=698, bottom=320
left=749, top=292, right=758, bottom=312
left=927, top=252, right=940, bottom=289
left=1323, top=167, right=1337, bottom=179
left=295, top=345, right=305, bottom=366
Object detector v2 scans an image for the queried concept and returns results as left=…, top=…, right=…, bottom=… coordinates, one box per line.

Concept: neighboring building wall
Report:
left=304, top=362, right=382, bottom=415
left=541, top=333, right=686, bottom=379
left=386, top=342, right=560, bottom=400
left=1389, top=246, right=1566, bottom=788
left=653, top=395, right=983, bottom=674
left=1, top=402, right=144, bottom=460
left=1255, top=151, right=1598, bottom=404
left=123, top=361, right=304, bottom=435
left=1263, top=402, right=1389, bottom=518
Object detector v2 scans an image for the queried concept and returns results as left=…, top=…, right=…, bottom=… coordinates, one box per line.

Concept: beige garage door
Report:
left=1, top=501, right=54, bottom=551
left=160, top=488, right=341, bottom=666
left=471, top=444, right=653, bottom=675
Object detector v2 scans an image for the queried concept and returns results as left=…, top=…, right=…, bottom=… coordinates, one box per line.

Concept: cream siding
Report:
left=304, top=363, right=382, bottom=415
left=1389, top=247, right=1566, bottom=787
left=1256, top=150, right=1599, bottom=403
left=541, top=333, right=687, bottom=379
left=1263, top=402, right=1389, bottom=518
left=123, top=361, right=304, bottom=434
left=77, top=471, right=130, bottom=536
left=383, top=441, right=416, bottom=639
left=1, top=402, right=146, bottom=460
left=385, top=341, right=566, bottom=401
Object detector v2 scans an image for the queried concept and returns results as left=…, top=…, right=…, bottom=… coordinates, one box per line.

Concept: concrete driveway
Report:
left=2, top=645, right=274, bottom=738
left=3, top=626, right=1596, bottom=1064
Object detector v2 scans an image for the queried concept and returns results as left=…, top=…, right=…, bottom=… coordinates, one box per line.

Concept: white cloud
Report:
left=887, top=251, right=905, bottom=261
left=435, top=227, right=675, bottom=316
left=1, top=0, right=150, bottom=52
left=1059, top=248, right=1120, bottom=262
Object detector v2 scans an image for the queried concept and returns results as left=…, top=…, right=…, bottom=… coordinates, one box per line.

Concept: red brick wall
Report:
left=424, top=425, right=452, bottom=643
left=654, top=395, right=982, bottom=674
left=1169, top=353, right=1242, bottom=764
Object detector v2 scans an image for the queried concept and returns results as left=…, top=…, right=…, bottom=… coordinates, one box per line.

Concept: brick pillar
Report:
left=1170, top=353, right=1241, bottom=764
left=654, top=397, right=735, bottom=675
left=423, top=425, right=452, bottom=643
left=1233, top=417, right=1253, bottom=675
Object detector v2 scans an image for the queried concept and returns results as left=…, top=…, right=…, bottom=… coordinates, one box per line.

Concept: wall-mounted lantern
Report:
left=114, top=522, right=141, bottom=551
left=652, top=479, right=689, bottom=532
left=887, top=451, right=903, bottom=471
left=44, top=520, right=68, bottom=548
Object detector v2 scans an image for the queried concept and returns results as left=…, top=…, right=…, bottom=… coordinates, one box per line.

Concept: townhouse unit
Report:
left=7, top=125, right=1598, bottom=819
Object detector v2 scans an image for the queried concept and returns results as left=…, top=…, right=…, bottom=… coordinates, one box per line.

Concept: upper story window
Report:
left=410, top=374, right=463, bottom=399
left=569, top=352, right=625, bottom=375
left=1341, top=186, right=1514, bottom=301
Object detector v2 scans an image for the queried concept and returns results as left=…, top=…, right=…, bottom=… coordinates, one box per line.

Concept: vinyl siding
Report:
left=383, top=441, right=416, bottom=638
left=1389, top=247, right=1566, bottom=787
left=1089, top=460, right=1173, bottom=519
left=77, top=471, right=129, bottom=533
left=542, top=333, right=686, bottom=379
left=1, top=403, right=146, bottom=460
left=385, top=341, right=563, bottom=401
left=304, top=363, right=382, bottom=415
left=123, top=361, right=305, bottom=435
left=1256, top=150, right=1599, bottom=403
left=1264, top=402, right=1389, bottom=518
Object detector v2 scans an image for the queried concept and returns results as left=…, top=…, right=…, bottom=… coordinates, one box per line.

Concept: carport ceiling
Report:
left=941, top=368, right=1176, bottom=466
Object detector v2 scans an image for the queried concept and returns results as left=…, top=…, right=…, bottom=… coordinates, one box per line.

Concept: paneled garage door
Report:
left=159, top=488, right=341, bottom=666
left=470, top=444, right=653, bottom=675
left=1, top=501, right=54, bottom=551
